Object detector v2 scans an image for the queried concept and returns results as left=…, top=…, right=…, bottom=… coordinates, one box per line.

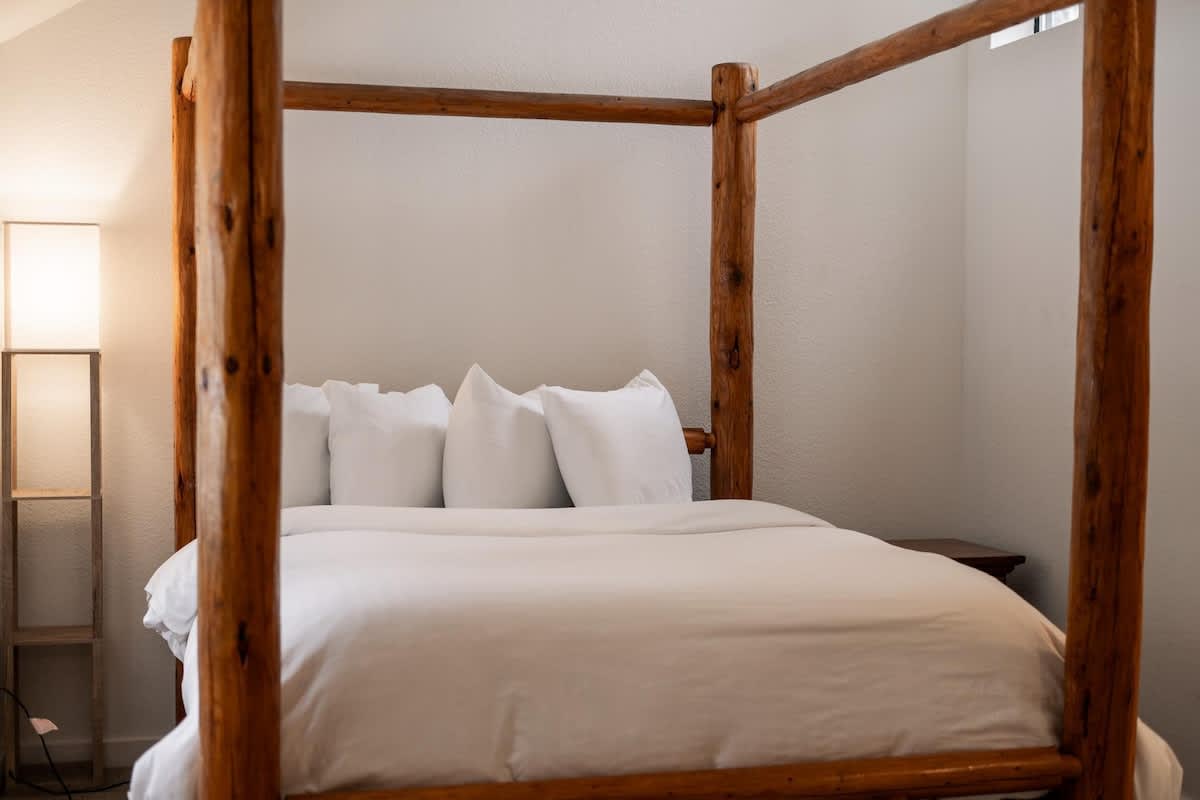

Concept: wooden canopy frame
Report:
left=170, top=0, right=1156, bottom=797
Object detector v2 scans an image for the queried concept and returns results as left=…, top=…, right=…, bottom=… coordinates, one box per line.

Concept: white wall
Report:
left=0, top=0, right=970, bottom=767
left=963, top=1, right=1200, bottom=791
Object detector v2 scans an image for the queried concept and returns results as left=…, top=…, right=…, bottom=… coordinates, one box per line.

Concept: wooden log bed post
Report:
left=1063, top=0, right=1156, bottom=797
left=710, top=63, right=757, bottom=500
left=170, top=34, right=197, bottom=725
left=192, top=0, right=284, bottom=797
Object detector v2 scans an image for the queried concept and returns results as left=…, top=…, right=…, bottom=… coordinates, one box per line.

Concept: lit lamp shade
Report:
left=3, top=222, right=100, bottom=350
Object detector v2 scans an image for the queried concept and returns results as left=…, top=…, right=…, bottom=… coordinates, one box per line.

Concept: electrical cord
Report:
left=0, top=687, right=130, bottom=797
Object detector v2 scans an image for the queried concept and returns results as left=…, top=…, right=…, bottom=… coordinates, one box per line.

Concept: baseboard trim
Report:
left=20, top=734, right=157, bottom=768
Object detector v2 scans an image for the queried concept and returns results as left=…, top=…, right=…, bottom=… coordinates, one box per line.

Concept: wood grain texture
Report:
left=0, top=353, right=12, bottom=790
left=179, top=56, right=713, bottom=126
left=7, top=488, right=91, bottom=500
left=89, top=351, right=105, bottom=782
left=682, top=427, right=715, bottom=454
left=1, top=628, right=13, bottom=790
left=735, top=0, right=1077, bottom=122
left=172, top=36, right=198, bottom=561
left=709, top=64, right=757, bottom=500
left=193, top=1, right=284, bottom=797
left=90, top=352, right=102, bottom=637
left=171, top=34, right=197, bottom=725
left=1062, top=1, right=1156, bottom=798
left=91, top=638, right=105, bottom=782
left=887, top=537, right=1027, bottom=577
left=293, top=748, right=1080, bottom=800
left=12, top=625, right=94, bottom=646
left=282, top=82, right=714, bottom=126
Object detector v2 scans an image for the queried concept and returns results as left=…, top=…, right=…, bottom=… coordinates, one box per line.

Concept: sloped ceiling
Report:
left=0, top=0, right=86, bottom=45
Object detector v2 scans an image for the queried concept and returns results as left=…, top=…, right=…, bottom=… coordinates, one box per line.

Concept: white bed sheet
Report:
left=131, top=501, right=1182, bottom=799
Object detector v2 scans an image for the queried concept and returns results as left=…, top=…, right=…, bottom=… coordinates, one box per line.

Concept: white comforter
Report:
left=131, top=501, right=1182, bottom=799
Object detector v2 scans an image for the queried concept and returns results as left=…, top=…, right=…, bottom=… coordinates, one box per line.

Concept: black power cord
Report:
left=0, top=687, right=130, bottom=797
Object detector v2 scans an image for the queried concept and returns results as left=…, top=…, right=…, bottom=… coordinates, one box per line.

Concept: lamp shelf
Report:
left=13, top=625, right=96, bottom=647
left=9, top=488, right=96, bottom=501
left=2, top=349, right=100, bottom=357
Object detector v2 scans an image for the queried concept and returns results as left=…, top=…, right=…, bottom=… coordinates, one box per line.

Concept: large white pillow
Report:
left=540, top=370, right=692, bottom=506
left=328, top=384, right=451, bottom=507
left=443, top=365, right=570, bottom=509
left=281, top=380, right=378, bottom=508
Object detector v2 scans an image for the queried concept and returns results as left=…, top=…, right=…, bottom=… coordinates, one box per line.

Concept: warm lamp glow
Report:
left=3, top=222, right=100, bottom=349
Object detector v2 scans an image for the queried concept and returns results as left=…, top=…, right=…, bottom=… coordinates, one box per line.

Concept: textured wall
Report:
left=0, top=0, right=967, bottom=762
left=963, top=3, right=1200, bottom=790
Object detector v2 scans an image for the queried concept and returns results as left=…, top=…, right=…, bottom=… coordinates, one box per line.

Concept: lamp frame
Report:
left=0, top=220, right=104, bottom=788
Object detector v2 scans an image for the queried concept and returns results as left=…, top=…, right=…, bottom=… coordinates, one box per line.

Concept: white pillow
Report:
left=443, top=365, right=570, bottom=509
left=540, top=370, right=692, bottom=506
left=281, top=380, right=378, bottom=508
left=328, top=384, right=451, bottom=507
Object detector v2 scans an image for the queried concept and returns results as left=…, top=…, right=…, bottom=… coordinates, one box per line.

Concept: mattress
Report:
left=130, top=501, right=1182, bottom=798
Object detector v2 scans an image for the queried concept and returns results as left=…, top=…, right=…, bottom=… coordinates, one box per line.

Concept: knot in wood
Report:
left=236, top=621, right=250, bottom=665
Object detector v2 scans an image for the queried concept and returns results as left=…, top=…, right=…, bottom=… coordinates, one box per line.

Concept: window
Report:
left=989, top=4, right=1080, bottom=49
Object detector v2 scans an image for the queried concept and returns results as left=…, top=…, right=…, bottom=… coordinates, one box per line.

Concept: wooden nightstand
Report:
left=887, top=538, right=1026, bottom=583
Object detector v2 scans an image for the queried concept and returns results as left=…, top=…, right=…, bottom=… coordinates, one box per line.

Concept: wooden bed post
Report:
left=171, top=35, right=197, bottom=725
left=192, top=1, right=284, bottom=798
left=1063, top=0, right=1156, bottom=798
left=710, top=63, right=757, bottom=500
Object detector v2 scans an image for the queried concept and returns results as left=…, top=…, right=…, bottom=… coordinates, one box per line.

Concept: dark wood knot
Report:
left=236, top=621, right=249, bottom=665
left=1085, top=461, right=1102, bottom=496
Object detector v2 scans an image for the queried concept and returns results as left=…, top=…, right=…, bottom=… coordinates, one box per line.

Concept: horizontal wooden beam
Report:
left=179, top=69, right=713, bottom=126
left=294, top=747, right=1080, bottom=800
left=683, top=427, right=716, bottom=454
left=282, top=82, right=714, bottom=126
left=735, top=0, right=1078, bottom=122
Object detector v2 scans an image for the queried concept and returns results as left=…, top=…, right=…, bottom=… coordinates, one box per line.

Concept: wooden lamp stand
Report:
left=0, top=348, right=104, bottom=786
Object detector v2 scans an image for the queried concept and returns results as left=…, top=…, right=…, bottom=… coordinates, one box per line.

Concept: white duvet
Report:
left=131, top=501, right=1182, bottom=799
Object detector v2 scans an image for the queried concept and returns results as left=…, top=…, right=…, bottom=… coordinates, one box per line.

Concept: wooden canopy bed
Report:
left=169, top=0, right=1156, bottom=797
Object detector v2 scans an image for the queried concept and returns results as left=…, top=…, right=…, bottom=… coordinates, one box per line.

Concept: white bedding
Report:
left=132, top=501, right=1182, bottom=799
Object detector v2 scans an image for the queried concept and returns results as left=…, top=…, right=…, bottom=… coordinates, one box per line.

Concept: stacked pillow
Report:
left=281, top=366, right=693, bottom=508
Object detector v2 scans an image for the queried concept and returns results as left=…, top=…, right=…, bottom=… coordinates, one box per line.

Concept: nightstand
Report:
left=887, top=538, right=1026, bottom=583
